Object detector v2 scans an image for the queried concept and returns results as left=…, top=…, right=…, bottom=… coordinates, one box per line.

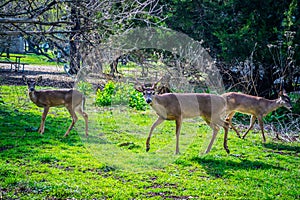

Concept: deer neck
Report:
left=149, top=95, right=167, bottom=117
left=149, top=95, right=158, bottom=107
left=28, top=90, right=39, bottom=104
left=264, top=99, right=282, bottom=114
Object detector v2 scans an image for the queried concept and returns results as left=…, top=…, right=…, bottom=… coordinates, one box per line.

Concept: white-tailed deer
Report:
left=22, top=75, right=88, bottom=137
left=135, top=80, right=229, bottom=154
left=222, top=91, right=292, bottom=142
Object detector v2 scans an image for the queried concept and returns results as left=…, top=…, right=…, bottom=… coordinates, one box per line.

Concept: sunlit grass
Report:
left=0, top=85, right=299, bottom=199
left=0, top=53, right=63, bottom=66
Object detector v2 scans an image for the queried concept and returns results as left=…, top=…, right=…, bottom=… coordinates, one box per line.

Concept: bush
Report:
left=95, top=81, right=148, bottom=110
left=113, top=83, right=133, bottom=105
left=129, top=90, right=147, bottom=111
left=76, top=81, right=93, bottom=96
left=95, top=81, right=115, bottom=106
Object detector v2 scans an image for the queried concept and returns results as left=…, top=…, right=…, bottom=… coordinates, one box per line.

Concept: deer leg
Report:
left=205, top=123, right=219, bottom=154
left=64, top=106, right=78, bottom=137
left=257, top=115, right=266, bottom=143
left=219, top=119, right=230, bottom=154
left=242, top=115, right=257, bottom=139
left=146, top=116, right=164, bottom=152
left=38, top=107, right=49, bottom=134
left=175, top=117, right=183, bottom=154
left=216, top=119, right=230, bottom=154
left=226, top=112, right=241, bottom=138
left=223, top=123, right=230, bottom=154
left=75, top=106, right=89, bottom=137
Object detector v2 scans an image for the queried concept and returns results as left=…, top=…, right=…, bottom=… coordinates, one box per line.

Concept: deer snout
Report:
left=29, top=87, right=35, bottom=92
left=146, top=98, right=152, bottom=104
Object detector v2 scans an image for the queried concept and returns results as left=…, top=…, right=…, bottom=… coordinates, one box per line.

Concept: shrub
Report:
left=128, top=90, right=147, bottom=111
left=95, top=81, right=115, bottom=106
left=113, top=83, right=133, bottom=105
left=95, top=81, right=148, bottom=110
left=76, top=81, right=93, bottom=96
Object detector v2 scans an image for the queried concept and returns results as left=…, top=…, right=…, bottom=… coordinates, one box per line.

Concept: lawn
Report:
left=0, top=53, right=63, bottom=66
left=0, top=85, right=299, bottom=199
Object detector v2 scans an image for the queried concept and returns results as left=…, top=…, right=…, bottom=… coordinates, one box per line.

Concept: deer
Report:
left=22, top=75, right=88, bottom=137
left=222, top=91, right=292, bottom=142
left=135, top=80, right=230, bottom=154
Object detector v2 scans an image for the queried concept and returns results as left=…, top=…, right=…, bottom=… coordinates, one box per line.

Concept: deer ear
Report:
left=135, top=85, right=143, bottom=92
left=36, top=76, right=42, bottom=82
left=282, top=89, right=287, bottom=95
left=278, top=89, right=287, bottom=97
left=278, top=90, right=282, bottom=97
left=22, top=75, right=28, bottom=83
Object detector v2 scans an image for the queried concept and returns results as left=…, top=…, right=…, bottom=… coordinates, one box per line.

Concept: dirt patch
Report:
left=0, top=64, right=75, bottom=88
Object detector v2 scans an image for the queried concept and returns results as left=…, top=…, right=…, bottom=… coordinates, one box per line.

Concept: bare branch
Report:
left=0, top=18, right=72, bottom=25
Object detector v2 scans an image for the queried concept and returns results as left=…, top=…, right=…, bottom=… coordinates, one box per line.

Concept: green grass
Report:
left=0, top=85, right=299, bottom=199
left=0, top=53, right=63, bottom=66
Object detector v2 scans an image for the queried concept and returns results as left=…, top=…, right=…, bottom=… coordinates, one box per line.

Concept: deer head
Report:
left=22, top=75, right=42, bottom=92
left=135, top=78, right=162, bottom=104
left=277, top=90, right=292, bottom=111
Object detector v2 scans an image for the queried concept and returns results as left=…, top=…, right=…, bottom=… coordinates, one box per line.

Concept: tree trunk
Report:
left=69, top=1, right=81, bottom=75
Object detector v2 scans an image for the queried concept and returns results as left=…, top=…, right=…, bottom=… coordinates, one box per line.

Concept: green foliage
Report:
left=290, top=93, right=300, bottom=114
left=129, top=90, right=148, bottom=111
left=95, top=81, right=148, bottom=110
left=163, top=0, right=300, bottom=93
left=113, top=82, right=134, bottom=105
left=76, top=81, right=93, bottom=96
left=164, top=0, right=298, bottom=62
left=95, top=81, right=115, bottom=106
left=264, top=93, right=300, bottom=123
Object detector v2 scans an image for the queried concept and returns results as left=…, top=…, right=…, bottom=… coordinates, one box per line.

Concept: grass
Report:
left=0, top=53, right=63, bottom=66
left=0, top=85, right=299, bottom=199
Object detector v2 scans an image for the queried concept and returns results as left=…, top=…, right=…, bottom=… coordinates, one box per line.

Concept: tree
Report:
left=163, top=0, right=299, bottom=95
left=0, top=0, right=163, bottom=74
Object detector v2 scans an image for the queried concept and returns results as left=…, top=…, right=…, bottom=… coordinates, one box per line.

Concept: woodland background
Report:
left=0, top=0, right=299, bottom=97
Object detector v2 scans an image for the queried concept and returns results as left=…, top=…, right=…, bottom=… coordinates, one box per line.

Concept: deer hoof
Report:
left=225, top=148, right=230, bottom=154
left=146, top=147, right=150, bottom=152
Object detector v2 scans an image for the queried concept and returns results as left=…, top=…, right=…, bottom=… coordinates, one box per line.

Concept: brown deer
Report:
left=222, top=91, right=292, bottom=142
left=22, top=75, right=88, bottom=137
left=135, top=80, right=229, bottom=154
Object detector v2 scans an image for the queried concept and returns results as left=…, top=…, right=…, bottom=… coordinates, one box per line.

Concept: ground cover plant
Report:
left=0, top=85, right=299, bottom=199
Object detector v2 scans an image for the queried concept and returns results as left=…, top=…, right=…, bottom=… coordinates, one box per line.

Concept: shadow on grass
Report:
left=0, top=71, right=73, bottom=88
left=190, top=156, right=285, bottom=178
left=263, top=142, right=300, bottom=153
left=0, top=103, right=83, bottom=159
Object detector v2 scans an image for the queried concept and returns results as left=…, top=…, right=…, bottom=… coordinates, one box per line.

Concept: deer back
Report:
left=30, top=89, right=83, bottom=108
left=153, top=93, right=226, bottom=120
left=223, top=92, right=281, bottom=116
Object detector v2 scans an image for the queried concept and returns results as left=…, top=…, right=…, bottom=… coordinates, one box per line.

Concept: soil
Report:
left=0, top=64, right=75, bottom=88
